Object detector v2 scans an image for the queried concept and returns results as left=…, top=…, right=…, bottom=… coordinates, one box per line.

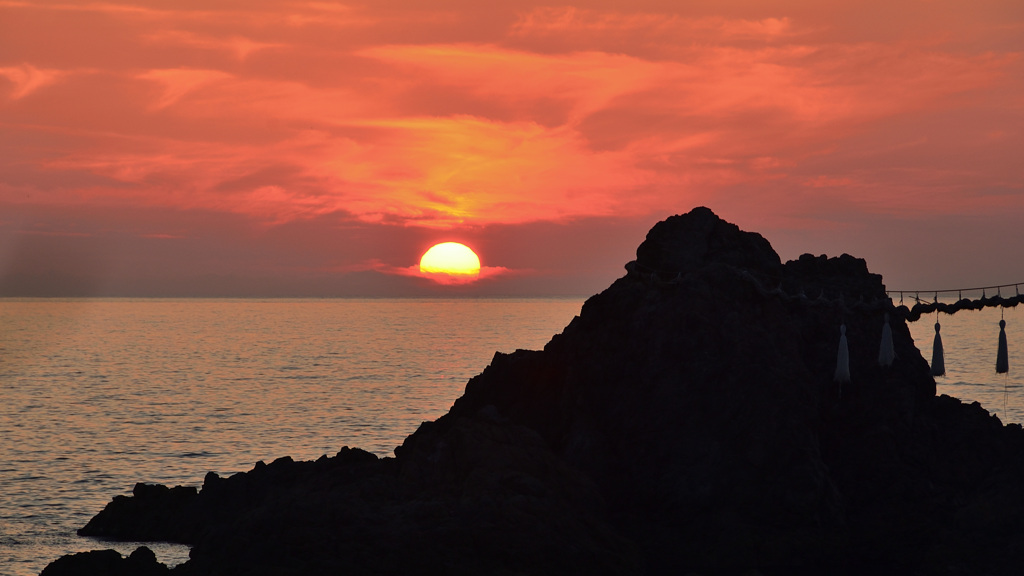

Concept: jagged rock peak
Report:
left=632, top=206, right=782, bottom=278
left=629, top=207, right=886, bottom=302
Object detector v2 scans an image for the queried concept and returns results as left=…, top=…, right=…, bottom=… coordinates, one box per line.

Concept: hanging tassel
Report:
left=835, top=324, right=851, bottom=384
left=878, top=313, right=895, bottom=367
left=931, top=321, right=945, bottom=376
left=996, top=317, right=1009, bottom=374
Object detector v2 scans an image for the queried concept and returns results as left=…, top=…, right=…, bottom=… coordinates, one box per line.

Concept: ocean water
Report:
left=1, top=298, right=1021, bottom=575
left=0, top=298, right=584, bottom=576
left=906, top=304, right=1024, bottom=423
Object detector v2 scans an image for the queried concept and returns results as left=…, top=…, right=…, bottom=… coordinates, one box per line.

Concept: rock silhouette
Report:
left=47, top=207, right=1024, bottom=575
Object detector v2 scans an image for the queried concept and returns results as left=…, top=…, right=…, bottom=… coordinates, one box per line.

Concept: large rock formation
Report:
left=47, top=207, right=1024, bottom=575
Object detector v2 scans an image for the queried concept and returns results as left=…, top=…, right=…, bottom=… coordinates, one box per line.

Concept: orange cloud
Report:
left=144, top=30, right=284, bottom=60
left=511, top=7, right=793, bottom=40
left=381, top=263, right=511, bottom=285
left=137, top=68, right=234, bottom=109
left=0, top=64, right=65, bottom=99
left=359, top=43, right=665, bottom=122
left=401, top=264, right=510, bottom=285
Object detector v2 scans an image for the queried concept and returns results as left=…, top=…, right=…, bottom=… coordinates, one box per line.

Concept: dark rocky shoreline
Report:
left=44, top=207, right=1024, bottom=575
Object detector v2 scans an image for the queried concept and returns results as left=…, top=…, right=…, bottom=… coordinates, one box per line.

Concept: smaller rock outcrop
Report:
left=40, top=546, right=168, bottom=576
left=80, top=483, right=198, bottom=543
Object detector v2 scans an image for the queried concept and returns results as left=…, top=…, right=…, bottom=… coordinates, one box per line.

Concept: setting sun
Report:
left=419, top=242, right=482, bottom=282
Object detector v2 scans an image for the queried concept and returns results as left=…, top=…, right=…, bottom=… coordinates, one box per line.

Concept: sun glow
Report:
left=419, top=242, right=481, bottom=282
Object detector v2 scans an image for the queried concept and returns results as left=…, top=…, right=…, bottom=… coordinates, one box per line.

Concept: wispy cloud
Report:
left=137, top=68, right=233, bottom=109
left=0, top=64, right=66, bottom=99
left=144, top=30, right=284, bottom=60
left=511, top=7, right=794, bottom=40
left=376, top=262, right=511, bottom=285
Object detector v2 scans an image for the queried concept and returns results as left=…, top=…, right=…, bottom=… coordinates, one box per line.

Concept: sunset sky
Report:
left=2, top=0, right=1022, bottom=296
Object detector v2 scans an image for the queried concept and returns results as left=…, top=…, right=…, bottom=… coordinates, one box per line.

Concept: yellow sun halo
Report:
left=419, top=242, right=481, bottom=278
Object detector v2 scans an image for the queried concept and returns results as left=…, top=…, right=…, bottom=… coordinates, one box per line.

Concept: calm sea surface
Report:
left=1, top=298, right=1021, bottom=575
